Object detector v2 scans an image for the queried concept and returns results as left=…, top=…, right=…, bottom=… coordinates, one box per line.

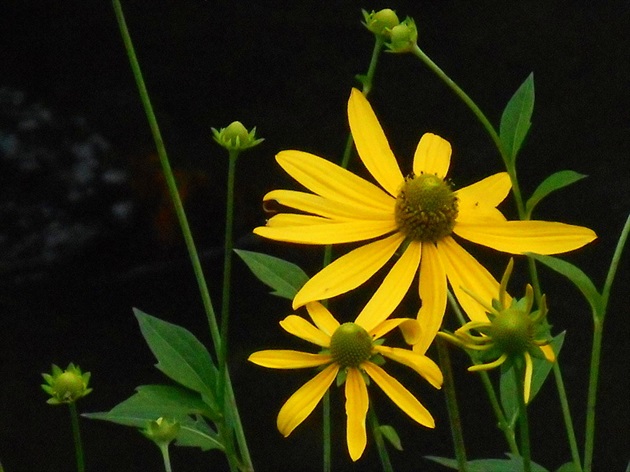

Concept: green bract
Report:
left=212, top=121, right=264, bottom=151
left=41, top=363, right=92, bottom=405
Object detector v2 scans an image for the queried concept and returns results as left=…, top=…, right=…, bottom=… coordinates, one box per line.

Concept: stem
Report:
left=552, top=362, right=583, bottom=471
left=112, top=2, right=253, bottom=470
left=323, top=391, right=331, bottom=472
left=436, top=338, right=467, bottom=472
left=368, top=407, right=394, bottom=472
left=514, top=364, right=531, bottom=472
left=159, top=443, right=173, bottom=472
left=68, top=403, right=85, bottom=472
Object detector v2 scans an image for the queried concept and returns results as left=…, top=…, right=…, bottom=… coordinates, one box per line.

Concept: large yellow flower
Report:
left=248, top=301, right=442, bottom=461
left=255, top=88, right=596, bottom=353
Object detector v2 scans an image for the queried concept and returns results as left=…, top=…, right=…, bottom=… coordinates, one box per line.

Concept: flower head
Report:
left=254, top=88, right=596, bottom=353
left=362, top=9, right=400, bottom=39
left=41, top=363, right=92, bottom=405
left=212, top=121, right=264, bottom=151
left=142, top=417, right=181, bottom=446
left=249, top=301, right=443, bottom=461
left=438, top=259, right=555, bottom=403
left=386, top=17, right=418, bottom=53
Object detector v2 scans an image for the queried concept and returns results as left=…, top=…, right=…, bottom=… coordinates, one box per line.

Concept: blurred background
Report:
left=1, top=1, right=628, bottom=471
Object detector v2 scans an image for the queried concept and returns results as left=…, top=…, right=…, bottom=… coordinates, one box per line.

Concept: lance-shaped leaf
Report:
left=500, top=73, right=535, bottom=163
left=525, top=170, right=587, bottom=218
left=426, top=453, right=549, bottom=471
left=235, top=249, right=309, bottom=299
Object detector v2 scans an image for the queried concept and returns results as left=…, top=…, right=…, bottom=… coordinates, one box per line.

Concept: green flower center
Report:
left=395, top=174, right=459, bottom=242
left=330, top=323, right=373, bottom=368
left=491, top=308, right=533, bottom=354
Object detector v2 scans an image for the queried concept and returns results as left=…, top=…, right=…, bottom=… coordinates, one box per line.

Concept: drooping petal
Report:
left=438, top=236, right=504, bottom=322
left=279, top=315, right=330, bottom=347
left=354, top=241, right=421, bottom=333
left=293, top=232, right=405, bottom=308
left=415, top=242, right=448, bottom=355
left=453, top=220, right=597, bottom=254
left=369, top=318, right=421, bottom=344
left=540, top=344, right=556, bottom=363
left=263, top=189, right=393, bottom=221
left=305, top=302, right=340, bottom=337
left=363, top=362, right=435, bottom=428
left=374, top=345, right=443, bottom=389
left=524, top=352, right=533, bottom=404
left=249, top=350, right=332, bottom=369
left=347, top=88, right=404, bottom=196
left=277, top=363, right=339, bottom=437
left=276, top=150, right=395, bottom=213
left=345, top=368, right=369, bottom=461
left=255, top=217, right=397, bottom=245
left=455, top=172, right=511, bottom=223
left=413, top=133, right=452, bottom=179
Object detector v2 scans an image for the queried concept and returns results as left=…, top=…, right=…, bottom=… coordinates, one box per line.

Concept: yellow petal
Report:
left=354, top=241, right=421, bottom=333
left=264, top=213, right=329, bottom=227
left=363, top=362, right=435, bottom=428
left=347, top=89, right=404, bottom=196
left=524, top=352, right=533, bottom=404
left=255, top=217, right=397, bottom=245
left=305, top=302, right=340, bottom=337
left=369, top=318, right=420, bottom=344
left=453, top=220, right=597, bottom=254
left=248, top=350, right=332, bottom=369
left=438, top=236, right=504, bottom=322
left=276, top=149, right=395, bottom=212
left=263, top=189, right=393, bottom=221
left=279, top=315, right=330, bottom=347
left=374, top=345, right=443, bottom=389
left=540, top=344, right=556, bottom=363
left=413, top=133, right=452, bottom=179
left=277, top=363, right=339, bottom=436
left=293, top=232, right=405, bottom=308
left=455, top=173, right=511, bottom=223
left=415, top=242, right=448, bottom=355
left=345, top=368, right=369, bottom=461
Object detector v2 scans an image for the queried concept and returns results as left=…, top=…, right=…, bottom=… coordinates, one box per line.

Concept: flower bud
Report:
left=143, top=417, right=181, bottom=446
left=362, top=9, right=400, bottom=38
left=212, top=121, right=264, bottom=151
left=41, top=363, right=92, bottom=405
left=387, top=18, right=418, bottom=54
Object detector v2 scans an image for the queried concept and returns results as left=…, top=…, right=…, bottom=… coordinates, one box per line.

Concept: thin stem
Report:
left=514, top=364, right=531, bottom=472
left=112, top=2, right=253, bottom=470
left=552, top=363, right=583, bottom=471
left=159, top=443, right=173, bottom=472
left=68, top=403, right=85, bottom=472
left=323, top=391, right=331, bottom=472
left=436, top=338, right=467, bottom=472
left=600, top=213, right=630, bottom=319
left=368, top=407, right=394, bottom=472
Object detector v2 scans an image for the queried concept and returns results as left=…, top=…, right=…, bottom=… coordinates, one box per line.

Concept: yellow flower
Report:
left=254, top=88, right=596, bottom=353
left=248, top=301, right=442, bottom=461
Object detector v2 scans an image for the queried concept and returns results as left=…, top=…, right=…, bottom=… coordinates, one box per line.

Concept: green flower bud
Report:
left=41, top=363, right=92, bottom=405
left=143, top=417, right=181, bottom=446
left=387, top=18, right=418, bottom=54
left=212, top=121, right=264, bottom=151
left=362, top=9, right=400, bottom=38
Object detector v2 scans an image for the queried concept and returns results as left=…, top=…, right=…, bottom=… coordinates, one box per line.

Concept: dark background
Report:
left=1, top=1, right=628, bottom=471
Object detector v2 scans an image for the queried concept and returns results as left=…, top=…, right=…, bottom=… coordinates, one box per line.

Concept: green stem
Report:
left=436, top=337, right=467, bottom=472
left=368, top=407, right=394, bottom=472
left=323, top=391, right=331, bottom=472
left=514, top=364, right=531, bottom=472
left=112, top=2, right=253, bottom=470
left=552, top=362, right=583, bottom=471
left=584, top=214, right=630, bottom=472
left=68, top=403, right=85, bottom=472
left=159, top=443, right=173, bottom=472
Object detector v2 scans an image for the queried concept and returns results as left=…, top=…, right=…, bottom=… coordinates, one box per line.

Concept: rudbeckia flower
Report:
left=249, top=301, right=442, bottom=461
left=254, top=88, right=596, bottom=352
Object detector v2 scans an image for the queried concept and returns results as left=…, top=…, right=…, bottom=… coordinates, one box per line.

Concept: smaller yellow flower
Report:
left=249, top=302, right=443, bottom=461
left=438, top=259, right=555, bottom=404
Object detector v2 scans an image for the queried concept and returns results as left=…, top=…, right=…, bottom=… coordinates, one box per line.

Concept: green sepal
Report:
left=378, top=424, right=403, bottom=451
left=369, top=354, right=386, bottom=366
left=426, top=453, right=549, bottom=471
left=134, top=308, right=219, bottom=412
left=336, top=368, right=348, bottom=387
left=234, top=249, right=309, bottom=300
left=525, top=170, right=587, bottom=218
left=500, top=73, right=535, bottom=164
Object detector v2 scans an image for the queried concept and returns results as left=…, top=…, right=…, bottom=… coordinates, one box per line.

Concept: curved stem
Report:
left=68, top=403, right=85, bottom=472
left=368, top=407, right=394, bottom=472
left=159, top=443, right=173, bottom=472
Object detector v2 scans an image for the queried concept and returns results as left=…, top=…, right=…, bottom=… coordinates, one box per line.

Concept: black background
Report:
left=1, top=1, right=628, bottom=471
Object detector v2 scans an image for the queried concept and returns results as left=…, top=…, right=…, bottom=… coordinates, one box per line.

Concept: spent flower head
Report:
left=41, top=363, right=92, bottom=405
left=438, top=259, right=555, bottom=403
left=249, top=301, right=443, bottom=461
left=212, top=121, right=264, bottom=151
left=362, top=9, right=400, bottom=39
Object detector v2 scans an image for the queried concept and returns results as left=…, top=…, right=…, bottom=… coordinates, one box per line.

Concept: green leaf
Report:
left=525, top=171, right=587, bottom=217
left=500, top=332, right=566, bottom=424
left=134, top=309, right=219, bottom=407
left=378, top=425, right=403, bottom=451
left=426, top=453, right=549, bottom=471
left=525, top=254, right=602, bottom=317
left=500, top=73, right=535, bottom=163
left=555, top=462, right=582, bottom=472
left=235, top=249, right=309, bottom=299
left=175, top=415, right=224, bottom=451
